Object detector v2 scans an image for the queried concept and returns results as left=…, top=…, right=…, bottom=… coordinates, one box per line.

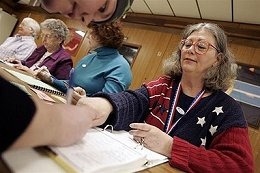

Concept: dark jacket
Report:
left=22, top=45, right=73, bottom=80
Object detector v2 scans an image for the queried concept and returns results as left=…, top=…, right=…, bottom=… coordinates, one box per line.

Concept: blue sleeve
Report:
left=52, top=79, right=68, bottom=93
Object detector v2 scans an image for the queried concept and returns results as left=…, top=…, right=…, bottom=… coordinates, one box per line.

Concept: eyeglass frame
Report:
left=40, top=33, right=57, bottom=39
left=179, top=39, right=220, bottom=55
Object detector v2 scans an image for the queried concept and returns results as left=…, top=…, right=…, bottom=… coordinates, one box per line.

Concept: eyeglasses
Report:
left=40, top=33, right=56, bottom=39
left=179, top=39, right=220, bottom=55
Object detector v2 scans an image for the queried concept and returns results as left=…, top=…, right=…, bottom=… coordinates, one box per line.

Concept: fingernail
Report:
left=129, top=123, right=135, bottom=128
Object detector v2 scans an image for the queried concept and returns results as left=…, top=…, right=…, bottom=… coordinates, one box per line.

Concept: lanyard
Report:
left=165, top=82, right=205, bottom=134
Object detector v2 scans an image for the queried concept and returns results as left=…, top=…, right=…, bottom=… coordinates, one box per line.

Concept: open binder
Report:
left=2, top=67, right=65, bottom=96
left=46, top=127, right=168, bottom=173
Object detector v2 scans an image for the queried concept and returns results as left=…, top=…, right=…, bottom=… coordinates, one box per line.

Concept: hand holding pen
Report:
left=34, top=66, right=53, bottom=83
left=62, top=80, right=87, bottom=105
left=71, top=87, right=86, bottom=105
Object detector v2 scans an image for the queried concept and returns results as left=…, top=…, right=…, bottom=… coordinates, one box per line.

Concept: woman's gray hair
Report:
left=22, top=17, right=40, bottom=38
left=163, top=23, right=237, bottom=92
left=40, top=19, right=69, bottom=42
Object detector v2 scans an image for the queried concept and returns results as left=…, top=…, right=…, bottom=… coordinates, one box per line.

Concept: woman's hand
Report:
left=34, top=66, right=52, bottom=83
left=72, top=87, right=86, bottom=105
left=13, top=63, right=34, bottom=75
left=7, top=58, right=35, bottom=74
left=129, top=123, right=173, bottom=158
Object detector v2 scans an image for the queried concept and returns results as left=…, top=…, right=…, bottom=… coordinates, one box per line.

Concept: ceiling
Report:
left=128, top=0, right=260, bottom=25
left=1, top=0, right=259, bottom=40
left=1, top=0, right=260, bottom=25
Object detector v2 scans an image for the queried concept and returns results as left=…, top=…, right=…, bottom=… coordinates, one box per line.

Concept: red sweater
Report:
left=171, top=128, right=253, bottom=172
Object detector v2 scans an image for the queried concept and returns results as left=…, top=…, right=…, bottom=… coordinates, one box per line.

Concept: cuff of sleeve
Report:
left=52, top=79, right=67, bottom=93
left=170, top=136, right=190, bottom=171
left=50, top=76, right=54, bottom=84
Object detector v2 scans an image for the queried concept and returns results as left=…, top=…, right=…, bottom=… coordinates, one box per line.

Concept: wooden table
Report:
left=0, top=63, right=183, bottom=173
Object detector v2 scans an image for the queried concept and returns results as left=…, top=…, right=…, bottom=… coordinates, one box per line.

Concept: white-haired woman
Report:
left=0, top=17, right=40, bottom=60
left=10, top=19, right=73, bottom=80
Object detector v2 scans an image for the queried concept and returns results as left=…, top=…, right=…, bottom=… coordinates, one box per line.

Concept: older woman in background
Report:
left=37, top=22, right=132, bottom=97
left=10, top=18, right=73, bottom=80
left=0, top=17, right=40, bottom=60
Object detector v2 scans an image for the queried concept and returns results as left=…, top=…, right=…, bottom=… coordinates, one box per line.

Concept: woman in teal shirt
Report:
left=36, top=23, right=132, bottom=96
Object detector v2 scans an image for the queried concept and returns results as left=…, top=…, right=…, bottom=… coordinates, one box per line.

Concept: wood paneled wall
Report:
left=121, top=23, right=260, bottom=90
left=10, top=10, right=260, bottom=173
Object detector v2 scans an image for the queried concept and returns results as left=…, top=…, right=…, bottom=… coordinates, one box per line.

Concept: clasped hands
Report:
left=129, top=123, right=173, bottom=158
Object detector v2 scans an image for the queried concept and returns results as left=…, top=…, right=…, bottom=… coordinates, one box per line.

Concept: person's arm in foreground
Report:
left=76, top=96, right=113, bottom=127
left=0, top=76, right=96, bottom=152
left=10, top=98, right=96, bottom=149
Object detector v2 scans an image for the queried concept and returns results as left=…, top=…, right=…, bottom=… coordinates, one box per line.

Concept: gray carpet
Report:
left=230, top=64, right=260, bottom=129
left=238, top=101, right=260, bottom=129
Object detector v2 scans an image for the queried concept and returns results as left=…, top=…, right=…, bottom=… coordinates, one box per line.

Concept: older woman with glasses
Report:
left=10, top=18, right=73, bottom=80
left=0, top=17, right=40, bottom=61
left=75, top=23, right=254, bottom=172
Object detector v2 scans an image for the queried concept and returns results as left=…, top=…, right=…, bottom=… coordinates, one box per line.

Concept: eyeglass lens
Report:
left=181, top=40, right=211, bottom=54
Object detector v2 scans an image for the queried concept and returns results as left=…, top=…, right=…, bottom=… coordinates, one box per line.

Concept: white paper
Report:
left=51, top=128, right=148, bottom=173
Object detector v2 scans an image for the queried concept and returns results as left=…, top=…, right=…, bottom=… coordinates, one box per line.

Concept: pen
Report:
left=63, top=80, right=75, bottom=91
left=66, top=68, right=75, bottom=104
left=35, top=65, right=40, bottom=70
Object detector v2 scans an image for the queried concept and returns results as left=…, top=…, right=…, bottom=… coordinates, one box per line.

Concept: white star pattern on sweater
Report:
left=197, top=117, right=206, bottom=127
left=212, top=106, right=223, bottom=115
left=200, top=137, right=207, bottom=146
left=209, top=125, right=218, bottom=136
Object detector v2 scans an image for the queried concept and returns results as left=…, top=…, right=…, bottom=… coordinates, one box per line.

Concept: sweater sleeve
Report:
left=15, top=42, right=37, bottom=61
left=170, top=127, right=254, bottom=173
left=0, top=76, right=36, bottom=153
left=93, top=86, right=150, bottom=130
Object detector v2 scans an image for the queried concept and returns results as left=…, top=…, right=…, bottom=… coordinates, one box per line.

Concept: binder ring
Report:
left=103, top=124, right=114, bottom=133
